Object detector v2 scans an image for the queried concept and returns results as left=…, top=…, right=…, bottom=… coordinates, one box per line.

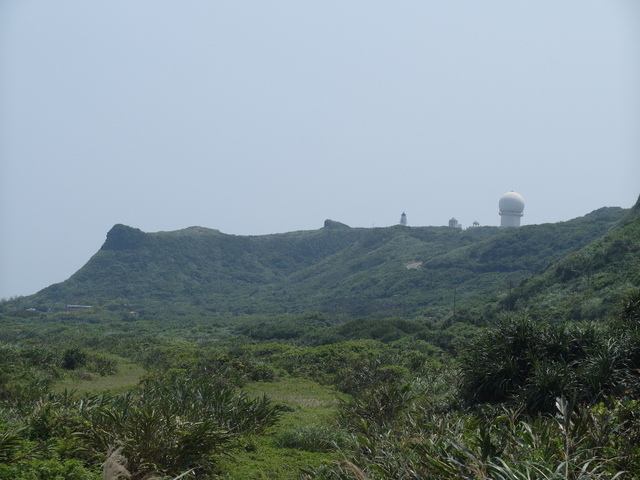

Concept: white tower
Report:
left=400, top=212, right=407, bottom=226
left=499, top=191, right=525, bottom=227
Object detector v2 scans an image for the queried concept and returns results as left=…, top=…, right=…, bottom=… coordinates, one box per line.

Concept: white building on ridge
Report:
left=499, top=191, right=525, bottom=227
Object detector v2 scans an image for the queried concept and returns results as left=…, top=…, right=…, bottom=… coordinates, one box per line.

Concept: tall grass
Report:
left=274, top=425, right=352, bottom=453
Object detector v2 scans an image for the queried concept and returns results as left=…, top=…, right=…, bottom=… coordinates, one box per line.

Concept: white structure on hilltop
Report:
left=499, top=191, right=525, bottom=227
left=448, top=217, right=461, bottom=229
left=400, top=212, right=407, bottom=226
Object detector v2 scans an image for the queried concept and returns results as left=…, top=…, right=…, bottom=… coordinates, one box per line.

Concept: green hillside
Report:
left=280, top=207, right=628, bottom=316
left=27, top=206, right=629, bottom=318
left=505, top=197, right=640, bottom=320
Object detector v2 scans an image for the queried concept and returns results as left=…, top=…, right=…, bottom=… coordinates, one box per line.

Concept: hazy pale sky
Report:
left=1, top=1, right=639, bottom=299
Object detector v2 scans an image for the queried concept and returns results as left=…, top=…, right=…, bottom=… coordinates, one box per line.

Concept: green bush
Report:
left=458, top=312, right=640, bottom=413
left=61, top=348, right=87, bottom=370
left=0, top=458, right=98, bottom=480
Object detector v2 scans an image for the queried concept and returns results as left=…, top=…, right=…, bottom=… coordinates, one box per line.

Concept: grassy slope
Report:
left=218, top=378, right=343, bottom=480
left=53, top=355, right=146, bottom=394
left=506, top=199, right=640, bottom=320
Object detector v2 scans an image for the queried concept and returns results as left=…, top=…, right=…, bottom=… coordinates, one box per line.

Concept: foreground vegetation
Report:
left=1, top=288, right=640, bottom=479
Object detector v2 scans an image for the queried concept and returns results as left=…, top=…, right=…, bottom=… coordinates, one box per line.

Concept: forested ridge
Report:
left=1, top=197, right=639, bottom=479
left=27, top=205, right=627, bottom=319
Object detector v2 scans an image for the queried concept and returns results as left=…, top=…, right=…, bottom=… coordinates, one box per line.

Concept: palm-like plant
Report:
left=79, top=374, right=281, bottom=479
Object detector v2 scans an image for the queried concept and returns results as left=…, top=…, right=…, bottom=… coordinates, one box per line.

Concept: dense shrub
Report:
left=61, top=348, right=87, bottom=370
left=458, top=308, right=640, bottom=413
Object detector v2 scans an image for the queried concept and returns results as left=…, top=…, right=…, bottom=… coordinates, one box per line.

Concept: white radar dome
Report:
left=499, top=191, right=525, bottom=214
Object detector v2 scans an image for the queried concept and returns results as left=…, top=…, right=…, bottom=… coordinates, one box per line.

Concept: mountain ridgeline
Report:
left=30, top=200, right=639, bottom=320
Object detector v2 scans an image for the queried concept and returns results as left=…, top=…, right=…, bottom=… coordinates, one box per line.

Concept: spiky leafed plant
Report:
left=620, top=289, right=640, bottom=325
left=458, top=314, right=540, bottom=405
left=578, top=339, right=629, bottom=402
left=0, top=425, right=26, bottom=464
left=337, top=380, right=414, bottom=433
left=79, top=374, right=282, bottom=479
left=138, top=375, right=282, bottom=434
left=521, top=361, right=576, bottom=414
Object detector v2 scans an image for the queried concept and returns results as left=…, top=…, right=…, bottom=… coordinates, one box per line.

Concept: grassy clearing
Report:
left=53, top=355, right=146, bottom=394
left=244, top=377, right=344, bottom=426
left=217, top=437, right=337, bottom=480
left=218, top=377, right=345, bottom=479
